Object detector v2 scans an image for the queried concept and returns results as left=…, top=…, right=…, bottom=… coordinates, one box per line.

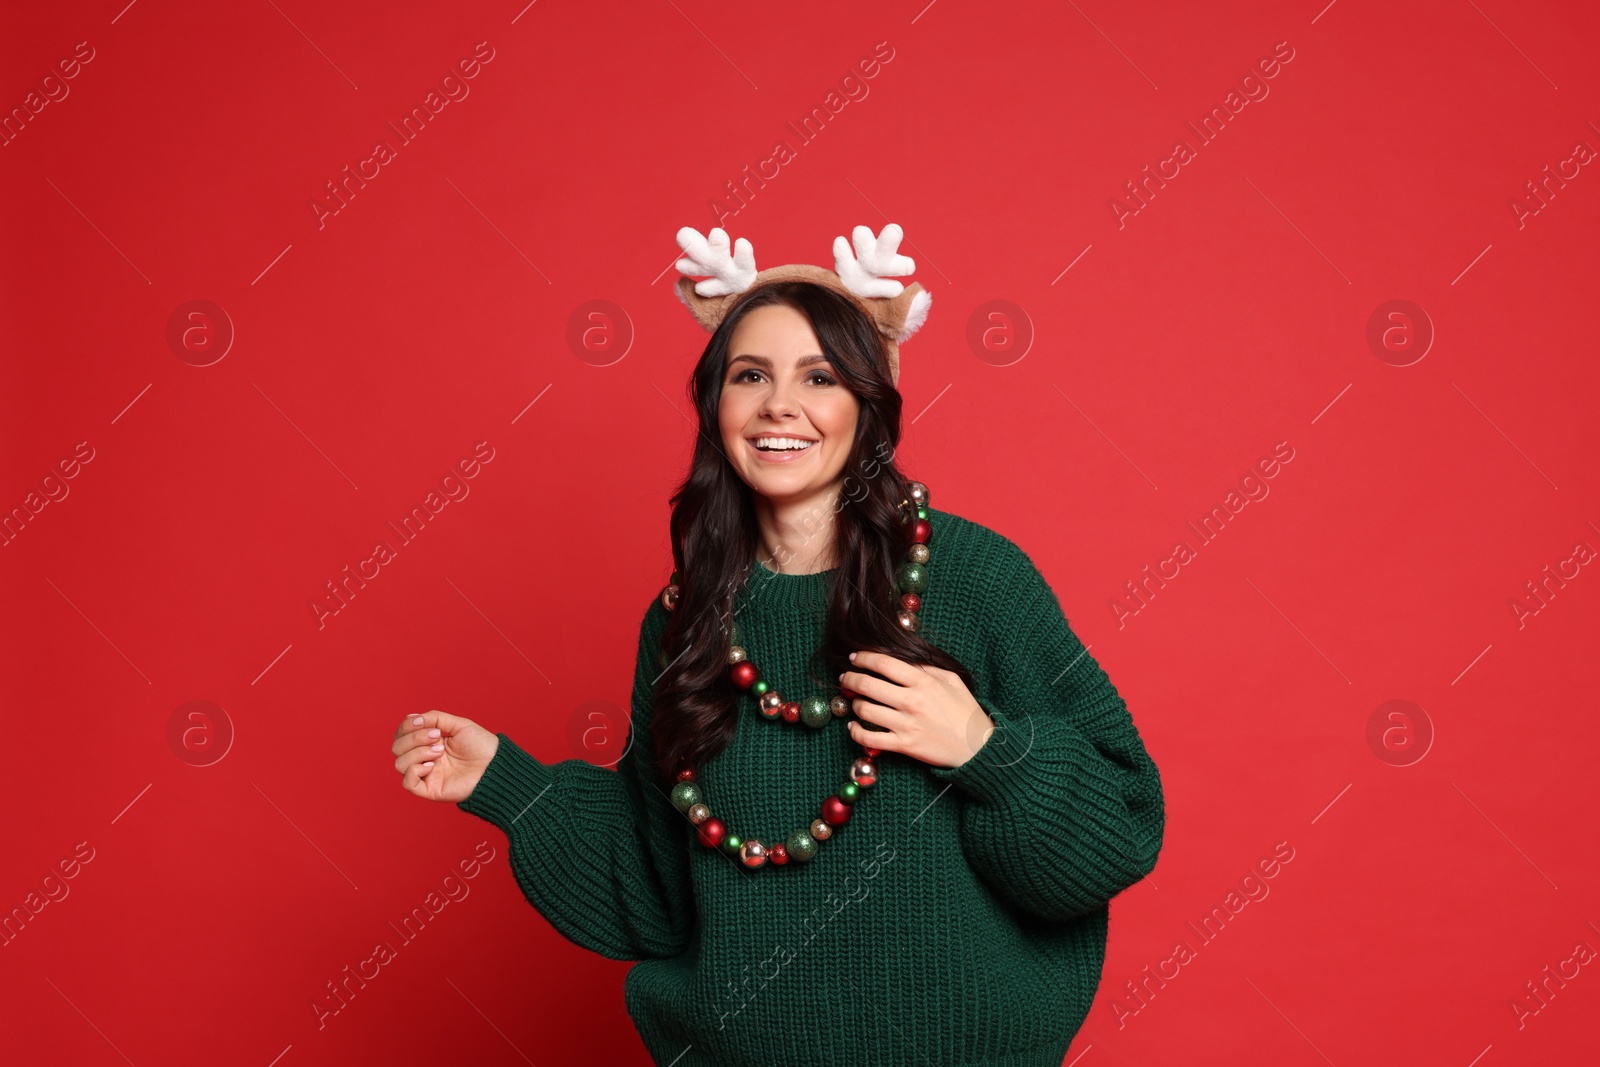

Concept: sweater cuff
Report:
left=456, top=733, right=553, bottom=831
left=926, top=697, right=1037, bottom=802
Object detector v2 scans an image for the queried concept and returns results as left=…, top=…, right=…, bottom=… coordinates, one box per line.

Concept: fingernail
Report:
left=427, top=729, right=441, bottom=739
left=412, top=716, right=424, bottom=726
left=431, top=743, right=443, bottom=752
left=848, top=652, right=857, bottom=661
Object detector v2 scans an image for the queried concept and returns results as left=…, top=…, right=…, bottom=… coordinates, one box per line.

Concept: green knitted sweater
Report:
left=457, top=507, right=1165, bottom=1066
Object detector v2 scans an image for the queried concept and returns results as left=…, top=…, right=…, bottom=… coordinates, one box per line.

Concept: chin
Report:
left=751, top=472, right=841, bottom=499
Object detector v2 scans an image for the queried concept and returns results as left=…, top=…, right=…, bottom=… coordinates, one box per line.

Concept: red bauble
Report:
left=908, top=519, right=931, bottom=544
left=863, top=747, right=881, bottom=759
left=899, top=593, right=921, bottom=613
left=729, top=661, right=758, bottom=689
left=676, top=768, right=696, bottom=782
left=821, top=796, right=852, bottom=826
left=697, top=818, right=726, bottom=848
left=769, top=844, right=789, bottom=865
left=780, top=701, right=801, bottom=723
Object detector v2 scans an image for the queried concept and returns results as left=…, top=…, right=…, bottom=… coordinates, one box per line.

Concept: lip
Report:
left=746, top=436, right=817, bottom=464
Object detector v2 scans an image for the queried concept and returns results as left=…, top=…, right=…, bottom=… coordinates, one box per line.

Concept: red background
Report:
left=3, top=1, right=1597, bottom=1064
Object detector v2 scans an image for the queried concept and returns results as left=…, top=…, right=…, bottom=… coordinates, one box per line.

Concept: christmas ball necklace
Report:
left=657, top=482, right=933, bottom=870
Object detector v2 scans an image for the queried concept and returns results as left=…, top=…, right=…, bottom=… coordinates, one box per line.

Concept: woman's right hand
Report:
left=391, top=710, right=500, bottom=803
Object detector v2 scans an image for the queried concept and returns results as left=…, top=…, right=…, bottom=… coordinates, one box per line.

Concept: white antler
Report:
left=833, top=223, right=914, bottom=299
left=676, top=226, right=758, bottom=296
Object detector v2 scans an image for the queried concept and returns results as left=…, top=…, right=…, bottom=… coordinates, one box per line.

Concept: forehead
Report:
left=728, top=303, right=821, bottom=355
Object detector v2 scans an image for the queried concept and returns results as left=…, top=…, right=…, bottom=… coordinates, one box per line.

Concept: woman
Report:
left=390, top=226, right=1165, bottom=1066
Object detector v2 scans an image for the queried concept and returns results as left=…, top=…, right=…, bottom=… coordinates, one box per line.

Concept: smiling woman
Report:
left=392, top=224, right=1165, bottom=1067
left=717, top=300, right=863, bottom=573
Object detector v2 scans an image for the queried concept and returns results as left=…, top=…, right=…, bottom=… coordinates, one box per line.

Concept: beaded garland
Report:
left=656, top=481, right=934, bottom=870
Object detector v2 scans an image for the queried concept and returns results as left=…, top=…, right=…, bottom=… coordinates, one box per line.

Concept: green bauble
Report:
left=752, top=680, right=770, bottom=696
left=670, top=570, right=681, bottom=586
left=729, top=620, right=743, bottom=647
left=669, top=782, right=702, bottom=812
left=896, top=561, right=929, bottom=595
left=839, top=781, right=859, bottom=804
left=722, top=834, right=743, bottom=855
left=785, top=830, right=818, bottom=862
left=800, top=696, right=831, bottom=729
left=917, top=506, right=929, bottom=521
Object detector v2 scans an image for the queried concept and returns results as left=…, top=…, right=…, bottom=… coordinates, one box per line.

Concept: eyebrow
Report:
left=727, top=354, right=829, bottom=370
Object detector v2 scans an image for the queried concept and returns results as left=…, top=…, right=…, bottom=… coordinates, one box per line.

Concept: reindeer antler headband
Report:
left=672, top=223, right=932, bottom=387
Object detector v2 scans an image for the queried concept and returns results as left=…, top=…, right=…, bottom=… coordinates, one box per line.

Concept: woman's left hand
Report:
left=840, top=650, right=995, bottom=769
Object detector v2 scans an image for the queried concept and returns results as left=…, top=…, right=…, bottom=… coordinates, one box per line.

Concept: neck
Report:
left=752, top=484, right=842, bottom=574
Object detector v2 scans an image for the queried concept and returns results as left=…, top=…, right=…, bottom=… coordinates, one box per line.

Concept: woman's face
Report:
left=718, top=302, right=859, bottom=505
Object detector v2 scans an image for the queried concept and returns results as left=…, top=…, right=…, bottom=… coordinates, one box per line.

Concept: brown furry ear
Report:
left=674, top=275, right=733, bottom=332
left=874, top=283, right=929, bottom=344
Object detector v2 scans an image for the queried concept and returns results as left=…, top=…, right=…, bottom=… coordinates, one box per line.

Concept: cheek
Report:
left=817, top=395, right=859, bottom=439
left=718, top=397, right=747, bottom=444
left=820, top=401, right=858, bottom=472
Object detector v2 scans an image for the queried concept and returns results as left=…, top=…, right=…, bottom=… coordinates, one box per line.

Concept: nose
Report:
left=758, top=377, right=802, bottom=422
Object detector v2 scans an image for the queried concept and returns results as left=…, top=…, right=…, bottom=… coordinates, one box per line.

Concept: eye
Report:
left=729, top=369, right=839, bottom=386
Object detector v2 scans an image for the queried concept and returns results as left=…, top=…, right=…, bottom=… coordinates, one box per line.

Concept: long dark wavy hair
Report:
left=650, top=279, right=974, bottom=783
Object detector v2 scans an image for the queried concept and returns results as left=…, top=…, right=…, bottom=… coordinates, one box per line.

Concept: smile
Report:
left=748, top=436, right=816, bottom=463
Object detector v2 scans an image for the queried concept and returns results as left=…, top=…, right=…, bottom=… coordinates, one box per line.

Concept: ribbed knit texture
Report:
left=458, top=507, right=1165, bottom=1066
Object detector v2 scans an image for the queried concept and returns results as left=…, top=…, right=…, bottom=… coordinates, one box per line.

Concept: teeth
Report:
left=753, top=437, right=814, bottom=451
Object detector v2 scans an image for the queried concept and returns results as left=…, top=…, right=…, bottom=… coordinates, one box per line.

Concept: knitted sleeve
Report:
left=455, top=596, right=696, bottom=961
left=927, top=535, right=1165, bottom=922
